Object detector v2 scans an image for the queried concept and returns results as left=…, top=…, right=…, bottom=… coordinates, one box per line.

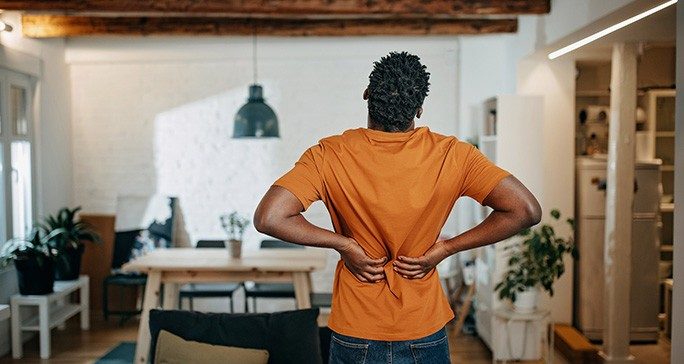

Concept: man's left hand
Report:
left=393, top=241, right=451, bottom=279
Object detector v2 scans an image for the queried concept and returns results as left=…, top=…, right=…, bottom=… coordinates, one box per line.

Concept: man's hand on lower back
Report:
left=393, top=240, right=450, bottom=279
left=336, top=238, right=387, bottom=283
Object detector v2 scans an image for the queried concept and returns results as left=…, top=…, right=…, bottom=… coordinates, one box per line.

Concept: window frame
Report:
left=0, top=68, right=37, bottom=241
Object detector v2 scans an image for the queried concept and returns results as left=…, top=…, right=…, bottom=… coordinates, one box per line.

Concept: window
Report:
left=0, top=69, right=35, bottom=241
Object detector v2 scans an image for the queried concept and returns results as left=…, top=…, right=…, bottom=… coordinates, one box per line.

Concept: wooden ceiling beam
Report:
left=22, top=15, right=518, bottom=37
left=1, top=0, right=550, bottom=16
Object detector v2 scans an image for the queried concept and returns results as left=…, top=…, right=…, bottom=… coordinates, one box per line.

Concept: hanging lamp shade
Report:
left=233, top=84, right=279, bottom=138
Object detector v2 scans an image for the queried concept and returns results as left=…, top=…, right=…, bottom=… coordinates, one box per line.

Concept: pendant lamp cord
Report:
left=252, top=26, right=258, bottom=85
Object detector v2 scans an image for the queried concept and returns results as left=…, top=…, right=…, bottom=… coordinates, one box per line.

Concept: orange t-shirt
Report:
left=273, top=126, right=510, bottom=341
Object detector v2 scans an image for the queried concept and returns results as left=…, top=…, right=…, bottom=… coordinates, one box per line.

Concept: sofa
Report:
left=149, top=308, right=332, bottom=364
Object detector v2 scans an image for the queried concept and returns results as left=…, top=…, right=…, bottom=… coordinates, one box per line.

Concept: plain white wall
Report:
left=66, top=36, right=459, bottom=311
left=0, top=11, right=73, bottom=358
left=517, top=56, right=576, bottom=324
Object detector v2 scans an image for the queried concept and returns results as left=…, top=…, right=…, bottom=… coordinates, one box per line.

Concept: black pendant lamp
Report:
left=233, top=31, right=280, bottom=138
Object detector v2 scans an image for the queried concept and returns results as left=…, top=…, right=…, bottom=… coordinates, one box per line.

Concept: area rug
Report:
left=95, top=342, right=135, bottom=364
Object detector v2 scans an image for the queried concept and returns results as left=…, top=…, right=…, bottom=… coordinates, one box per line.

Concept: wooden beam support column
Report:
left=600, top=42, right=637, bottom=363
left=20, top=15, right=518, bottom=37
left=0, top=0, right=551, bottom=15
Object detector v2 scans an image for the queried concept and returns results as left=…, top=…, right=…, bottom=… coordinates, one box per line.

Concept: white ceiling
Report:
left=541, top=0, right=676, bottom=61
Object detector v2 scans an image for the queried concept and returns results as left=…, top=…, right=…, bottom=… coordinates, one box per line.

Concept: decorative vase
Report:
left=227, top=239, right=242, bottom=259
left=15, top=257, right=55, bottom=295
left=55, top=244, right=85, bottom=281
left=513, top=287, right=539, bottom=313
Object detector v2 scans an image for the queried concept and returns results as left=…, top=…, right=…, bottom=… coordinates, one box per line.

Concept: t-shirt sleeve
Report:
left=459, top=143, right=511, bottom=205
left=272, top=145, right=325, bottom=210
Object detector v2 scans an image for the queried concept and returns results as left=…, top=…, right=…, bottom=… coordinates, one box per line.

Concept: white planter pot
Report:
left=226, top=239, right=242, bottom=259
left=513, top=287, right=539, bottom=313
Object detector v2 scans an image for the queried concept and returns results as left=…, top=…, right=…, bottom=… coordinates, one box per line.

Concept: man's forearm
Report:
left=442, top=209, right=533, bottom=256
left=255, top=213, right=349, bottom=251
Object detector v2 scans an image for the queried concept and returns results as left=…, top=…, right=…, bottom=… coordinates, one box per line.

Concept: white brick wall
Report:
left=67, top=37, right=458, bottom=312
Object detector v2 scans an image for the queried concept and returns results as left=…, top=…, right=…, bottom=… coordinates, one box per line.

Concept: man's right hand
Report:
left=336, top=238, right=386, bottom=283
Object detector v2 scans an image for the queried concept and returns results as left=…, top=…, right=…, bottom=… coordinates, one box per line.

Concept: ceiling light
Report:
left=233, top=31, right=280, bottom=138
left=548, top=0, right=677, bottom=60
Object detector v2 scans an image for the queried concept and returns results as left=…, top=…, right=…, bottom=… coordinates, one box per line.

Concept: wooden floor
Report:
left=0, top=314, right=671, bottom=363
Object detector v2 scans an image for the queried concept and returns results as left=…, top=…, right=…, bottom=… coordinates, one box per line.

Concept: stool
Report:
left=492, top=307, right=553, bottom=364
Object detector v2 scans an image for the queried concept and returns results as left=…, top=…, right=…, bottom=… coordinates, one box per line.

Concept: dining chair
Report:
left=243, top=239, right=303, bottom=312
left=178, top=240, right=242, bottom=312
left=103, top=229, right=148, bottom=325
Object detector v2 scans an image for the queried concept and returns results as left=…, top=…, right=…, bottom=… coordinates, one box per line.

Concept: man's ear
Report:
left=363, top=88, right=369, bottom=100
left=416, top=107, right=423, bottom=119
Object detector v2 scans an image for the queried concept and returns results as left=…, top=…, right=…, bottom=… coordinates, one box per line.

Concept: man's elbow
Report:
left=522, top=197, right=542, bottom=227
left=253, top=208, right=273, bottom=234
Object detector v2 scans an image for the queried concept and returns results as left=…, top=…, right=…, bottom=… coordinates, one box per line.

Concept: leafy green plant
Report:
left=35, top=206, right=101, bottom=252
left=0, top=230, right=54, bottom=268
left=220, top=211, right=250, bottom=241
left=494, top=209, right=578, bottom=303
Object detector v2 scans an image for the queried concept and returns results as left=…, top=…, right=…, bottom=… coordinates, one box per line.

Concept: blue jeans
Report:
left=329, top=327, right=451, bottom=364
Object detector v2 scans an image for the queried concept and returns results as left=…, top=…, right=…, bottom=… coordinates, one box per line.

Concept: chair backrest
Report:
left=196, top=240, right=226, bottom=248
left=260, top=239, right=303, bottom=249
left=112, top=229, right=144, bottom=269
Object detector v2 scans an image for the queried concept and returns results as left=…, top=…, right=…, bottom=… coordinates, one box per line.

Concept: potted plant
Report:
left=495, top=209, right=578, bottom=313
left=36, top=207, right=101, bottom=281
left=220, top=211, right=250, bottom=259
left=1, top=230, right=56, bottom=295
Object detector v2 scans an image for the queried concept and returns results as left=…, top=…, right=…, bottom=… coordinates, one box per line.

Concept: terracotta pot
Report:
left=227, top=239, right=242, bottom=259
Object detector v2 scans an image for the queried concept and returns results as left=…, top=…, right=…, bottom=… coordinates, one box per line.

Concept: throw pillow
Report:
left=155, top=329, right=269, bottom=364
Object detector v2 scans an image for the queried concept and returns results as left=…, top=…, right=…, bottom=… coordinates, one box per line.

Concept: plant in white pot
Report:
left=220, top=211, right=250, bottom=259
left=495, top=209, right=577, bottom=313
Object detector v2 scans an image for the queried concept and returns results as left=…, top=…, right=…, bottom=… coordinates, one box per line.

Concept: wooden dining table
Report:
left=121, top=247, right=328, bottom=363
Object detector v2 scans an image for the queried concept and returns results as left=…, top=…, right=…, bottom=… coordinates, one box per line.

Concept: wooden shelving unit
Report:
left=644, top=89, right=677, bottom=280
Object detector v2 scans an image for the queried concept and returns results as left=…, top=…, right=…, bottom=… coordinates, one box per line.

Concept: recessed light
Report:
left=548, top=0, right=677, bottom=60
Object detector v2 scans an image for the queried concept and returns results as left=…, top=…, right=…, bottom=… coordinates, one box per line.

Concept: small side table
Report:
left=492, top=307, right=553, bottom=364
left=11, top=275, right=90, bottom=359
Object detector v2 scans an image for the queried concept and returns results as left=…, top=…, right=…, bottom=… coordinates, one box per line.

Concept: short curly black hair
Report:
left=367, top=52, right=430, bottom=132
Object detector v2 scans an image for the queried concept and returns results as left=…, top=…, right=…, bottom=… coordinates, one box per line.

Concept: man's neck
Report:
left=367, top=119, right=415, bottom=132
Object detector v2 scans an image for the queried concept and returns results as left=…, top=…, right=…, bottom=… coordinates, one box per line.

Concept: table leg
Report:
left=307, top=274, right=314, bottom=293
left=293, top=272, right=312, bottom=309
left=664, top=284, right=671, bottom=338
left=10, top=299, right=22, bottom=359
left=80, top=277, right=90, bottom=330
left=549, top=321, right=554, bottom=364
left=163, top=283, right=179, bottom=310
left=135, top=271, right=162, bottom=364
left=39, top=299, right=50, bottom=359
left=57, top=296, right=66, bottom=330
